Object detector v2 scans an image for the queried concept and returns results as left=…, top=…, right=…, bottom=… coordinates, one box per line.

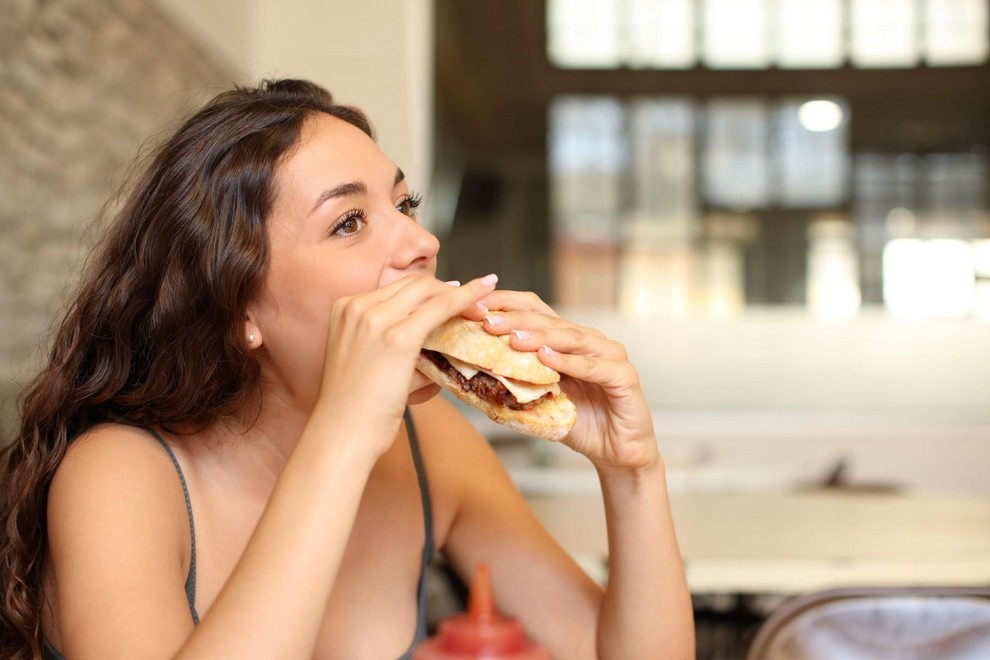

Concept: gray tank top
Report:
left=43, top=409, right=434, bottom=659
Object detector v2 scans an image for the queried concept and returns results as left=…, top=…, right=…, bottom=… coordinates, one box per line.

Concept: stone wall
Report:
left=0, top=0, right=235, bottom=441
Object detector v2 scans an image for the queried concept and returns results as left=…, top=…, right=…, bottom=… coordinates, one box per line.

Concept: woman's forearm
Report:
left=595, top=456, right=695, bottom=660
left=175, top=409, right=381, bottom=659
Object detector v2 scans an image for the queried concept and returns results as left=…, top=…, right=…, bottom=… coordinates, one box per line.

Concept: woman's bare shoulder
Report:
left=55, top=423, right=178, bottom=488
left=48, top=422, right=189, bottom=556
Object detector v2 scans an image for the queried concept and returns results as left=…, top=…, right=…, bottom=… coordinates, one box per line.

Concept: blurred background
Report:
left=2, top=1, right=989, bottom=657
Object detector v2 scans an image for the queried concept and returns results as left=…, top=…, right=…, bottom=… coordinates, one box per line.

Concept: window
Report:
left=548, top=96, right=627, bottom=243
left=850, top=0, right=919, bottom=68
left=775, top=99, right=849, bottom=207
left=702, top=0, right=769, bottom=69
left=546, top=0, right=621, bottom=68
left=702, top=100, right=771, bottom=208
left=777, top=0, right=844, bottom=68
left=926, top=0, right=990, bottom=65
left=546, top=0, right=989, bottom=69
left=549, top=97, right=988, bottom=318
left=627, top=0, right=696, bottom=68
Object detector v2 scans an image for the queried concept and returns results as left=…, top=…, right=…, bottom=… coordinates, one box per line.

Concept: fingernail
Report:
left=541, top=345, right=554, bottom=355
left=475, top=302, right=489, bottom=314
left=512, top=330, right=530, bottom=341
left=485, top=314, right=504, bottom=327
left=480, top=273, right=498, bottom=287
left=445, top=280, right=461, bottom=286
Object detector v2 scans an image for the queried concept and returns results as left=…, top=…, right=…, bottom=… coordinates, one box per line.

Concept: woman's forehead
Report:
left=279, top=116, right=390, bottom=188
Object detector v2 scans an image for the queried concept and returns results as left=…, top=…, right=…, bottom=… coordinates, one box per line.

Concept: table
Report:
left=525, top=489, right=990, bottom=595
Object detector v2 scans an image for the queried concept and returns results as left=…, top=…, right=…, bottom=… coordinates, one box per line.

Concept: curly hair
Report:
left=0, top=79, right=373, bottom=659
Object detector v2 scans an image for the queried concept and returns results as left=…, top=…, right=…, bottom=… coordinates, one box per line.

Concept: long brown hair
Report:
left=0, top=79, right=373, bottom=659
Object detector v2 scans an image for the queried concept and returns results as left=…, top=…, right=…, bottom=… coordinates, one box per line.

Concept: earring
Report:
left=247, top=334, right=256, bottom=343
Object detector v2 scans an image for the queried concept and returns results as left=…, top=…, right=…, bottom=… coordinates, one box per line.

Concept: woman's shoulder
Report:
left=49, top=423, right=190, bottom=542
left=58, top=423, right=173, bottom=477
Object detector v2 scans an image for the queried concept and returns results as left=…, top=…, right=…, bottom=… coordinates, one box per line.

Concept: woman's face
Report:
left=249, top=112, right=441, bottom=411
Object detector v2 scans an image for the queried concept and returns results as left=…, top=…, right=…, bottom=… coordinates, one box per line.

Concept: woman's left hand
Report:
left=477, top=290, right=659, bottom=472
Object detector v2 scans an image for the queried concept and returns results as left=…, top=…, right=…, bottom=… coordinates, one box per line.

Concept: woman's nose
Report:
left=392, top=211, right=440, bottom=270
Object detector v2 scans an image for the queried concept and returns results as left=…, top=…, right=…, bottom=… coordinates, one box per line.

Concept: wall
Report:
left=0, top=0, right=234, bottom=437
left=153, top=0, right=435, bottom=202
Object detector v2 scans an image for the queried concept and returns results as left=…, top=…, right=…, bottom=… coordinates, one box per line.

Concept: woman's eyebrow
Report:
left=309, top=169, right=407, bottom=215
left=310, top=181, right=366, bottom=215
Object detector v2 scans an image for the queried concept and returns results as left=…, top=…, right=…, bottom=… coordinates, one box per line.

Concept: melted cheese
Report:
left=445, top=355, right=480, bottom=380
left=444, top=354, right=558, bottom=404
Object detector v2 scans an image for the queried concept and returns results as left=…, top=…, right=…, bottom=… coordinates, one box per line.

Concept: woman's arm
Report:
left=439, top=290, right=694, bottom=659
left=595, top=460, right=693, bottom=658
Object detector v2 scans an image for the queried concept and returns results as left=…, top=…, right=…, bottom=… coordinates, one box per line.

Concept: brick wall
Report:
left=0, top=0, right=235, bottom=440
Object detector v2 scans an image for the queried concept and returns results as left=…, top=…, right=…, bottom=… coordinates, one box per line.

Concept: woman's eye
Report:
left=331, top=213, right=365, bottom=237
left=397, top=192, right=423, bottom=217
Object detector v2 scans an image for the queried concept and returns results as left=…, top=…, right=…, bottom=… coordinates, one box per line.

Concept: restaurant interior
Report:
left=2, top=0, right=989, bottom=657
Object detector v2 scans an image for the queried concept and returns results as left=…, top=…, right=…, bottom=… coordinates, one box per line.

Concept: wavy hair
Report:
left=0, top=79, right=373, bottom=659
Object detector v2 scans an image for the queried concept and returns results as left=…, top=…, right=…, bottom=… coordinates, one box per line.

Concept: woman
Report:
left=0, top=79, right=693, bottom=659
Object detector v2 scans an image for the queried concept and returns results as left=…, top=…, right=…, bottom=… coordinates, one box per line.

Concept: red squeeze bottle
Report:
left=414, top=562, right=550, bottom=659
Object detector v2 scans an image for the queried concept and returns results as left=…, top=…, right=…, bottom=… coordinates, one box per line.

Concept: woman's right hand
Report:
left=313, top=273, right=497, bottom=456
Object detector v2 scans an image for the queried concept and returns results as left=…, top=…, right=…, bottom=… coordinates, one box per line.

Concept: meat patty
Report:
left=421, top=350, right=550, bottom=411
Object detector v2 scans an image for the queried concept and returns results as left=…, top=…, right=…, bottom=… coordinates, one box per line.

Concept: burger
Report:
left=416, top=317, right=577, bottom=441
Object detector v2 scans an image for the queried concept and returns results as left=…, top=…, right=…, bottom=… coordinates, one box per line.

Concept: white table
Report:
left=525, top=490, right=990, bottom=595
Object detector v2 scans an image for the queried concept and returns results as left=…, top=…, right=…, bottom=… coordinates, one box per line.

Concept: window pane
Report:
left=775, top=98, right=850, bottom=207
left=702, top=100, right=770, bottom=208
left=702, top=0, right=770, bottom=69
left=777, top=0, right=844, bottom=68
left=546, top=0, right=621, bottom=68
left=548, top=96, right=627, bottom=243
left=924, top=152, right=987, bottom=212
left=926, top=0, right=990, bottom=66
left=627, top=98, right=696, bottom=235
left=627, top=0, right=696, bottom=69
left=851, top=0, right=919, bottom=67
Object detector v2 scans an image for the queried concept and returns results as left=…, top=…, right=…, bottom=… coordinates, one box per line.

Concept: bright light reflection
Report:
left=974, top=239, right=990, bottom=277
left=807, top=220, right=860, bottom=320
left=798, top=100, right=844, bottom=132
left=884, top=239, right=976, bottom=320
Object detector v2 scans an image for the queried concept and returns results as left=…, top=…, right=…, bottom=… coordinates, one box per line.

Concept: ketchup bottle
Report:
left=414, top=562, right=550, bottom=659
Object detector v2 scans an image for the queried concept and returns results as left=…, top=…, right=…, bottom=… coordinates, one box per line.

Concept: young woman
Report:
left=0, top=79, right=693, bottom=659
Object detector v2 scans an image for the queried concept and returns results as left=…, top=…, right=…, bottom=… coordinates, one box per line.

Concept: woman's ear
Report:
left=244, top=319, right=263, bottom=349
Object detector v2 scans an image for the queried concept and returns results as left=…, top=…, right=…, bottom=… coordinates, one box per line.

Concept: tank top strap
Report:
left=399, top=407, right=435, bottom=659
left=144, top=427, right=200, bottom=625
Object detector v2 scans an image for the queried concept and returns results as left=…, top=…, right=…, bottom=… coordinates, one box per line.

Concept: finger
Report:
left=335, top=274, right=496, bottom=341
left=483, top=309, right=605, bottom=339
left=437, top=280, right=489, bottom=320
left=537, top=346, right=639, bottom=391
left=482, top=310, right=613, bottom=354
left=477, top=289, right=559, bottom=318
left=504, top=322, right=626, bottom=361
left=391, top=273, right=499, bottom=337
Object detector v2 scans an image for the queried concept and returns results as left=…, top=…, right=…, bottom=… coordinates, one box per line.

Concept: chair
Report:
left=747, top=586, right=990, bottom=660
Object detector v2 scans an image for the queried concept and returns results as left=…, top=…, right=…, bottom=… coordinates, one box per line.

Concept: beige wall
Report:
left=153, top=0, right=435, bottom=205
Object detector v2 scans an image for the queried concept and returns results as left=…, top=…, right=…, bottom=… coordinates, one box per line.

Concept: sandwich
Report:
left=416, top=317, right=577, bottom=441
